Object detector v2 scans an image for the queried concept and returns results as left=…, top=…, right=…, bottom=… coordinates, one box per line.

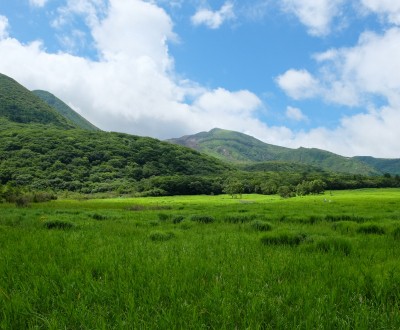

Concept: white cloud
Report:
left=286, top=106, right=308, bottom=122
left=276, top=27, right=400, bottom=157
left=315, top=28, right=400, bottom=107
left=0, top=0, right=270, bottom=141
left=281, top=0, right=344, bottom=36
left=0, top=15, right=9, bottom=40
left=191, top=2, right=235, bottom=29
left=361, top=0, right=400, bottom=25
left=29, top=0, right=49, bottom=7
left=276, top=69, right=319, bottom=100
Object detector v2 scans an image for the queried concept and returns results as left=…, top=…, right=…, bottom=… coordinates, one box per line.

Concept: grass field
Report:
left=1, top=189, right=400, bottom=329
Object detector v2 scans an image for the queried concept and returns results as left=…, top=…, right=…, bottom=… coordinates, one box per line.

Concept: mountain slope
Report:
left=354, top=156, right=400, bottom=175
left=0, top=73, right=76, bottom=129
left=0, top=119, right=231, bottom=193
left=168, top=128, right=381, bottom=175
left=33, top=90, right=100, bottom=131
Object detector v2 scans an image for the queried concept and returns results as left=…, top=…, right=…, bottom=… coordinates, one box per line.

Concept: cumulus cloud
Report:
left=191, top=1, right=235, bottom=29
left=286, top=106, right=308, bottom=122
left=276, top=69, right=319, bottom=100
left=0, top=15, right=9, bottom=40
left=277, top=27, right=400, bottom=157
left=315, top=28, right=400, bottom=107
left=361, top=0, right=400, bottom=25
left=281, top=0, right=344, bottom=36
left=0, top=0, right=270, bottom=140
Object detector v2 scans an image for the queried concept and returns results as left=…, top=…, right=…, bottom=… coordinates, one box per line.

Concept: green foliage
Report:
left=0, top=121, right=230, bottom=194
left=0, top=73, right=75, bottom=128
left=33, top=90, right=99, bottom=131
left=223, top=214, right=256, bottom=223
left=223, top=178, right=244, bottom=198
left=277, top=185, right=295, bottom=198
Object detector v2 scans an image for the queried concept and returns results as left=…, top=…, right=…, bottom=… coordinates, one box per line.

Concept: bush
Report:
left=261, top=232, right=307, bottom=246
left=191, top=215, right=215, bottom=224
left=32, top=192, right=57, bottom=203
left=250, top=220, right=272, bottom=232
left=315, top=237, right=352, bottom=255
left=15, top=195, right=31, bottom=208
left=149, top=231, right=175, bottom=242
left=43, top=220, right=75, bottom=230
left=357, top=223, right=385, bottom=235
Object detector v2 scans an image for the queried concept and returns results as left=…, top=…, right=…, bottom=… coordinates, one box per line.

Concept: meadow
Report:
left=1, top=188, right=400, bottom=329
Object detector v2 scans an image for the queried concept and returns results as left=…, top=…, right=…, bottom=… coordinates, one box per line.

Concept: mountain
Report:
left=0, top=73, right=76, bottom=129
left=33, top=90, right=100, bottom=131
left=168, top=128, right=383, bottom=175
left=354, top=156, right=400, bottom=175
left=0, top=73, right=231, bottom=195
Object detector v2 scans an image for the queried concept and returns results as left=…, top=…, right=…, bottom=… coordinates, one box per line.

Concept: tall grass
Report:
left=1, top=189, right=400, bottom=328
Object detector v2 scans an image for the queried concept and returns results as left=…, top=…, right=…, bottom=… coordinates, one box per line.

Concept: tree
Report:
left=223, top=178, right=244, bottom=198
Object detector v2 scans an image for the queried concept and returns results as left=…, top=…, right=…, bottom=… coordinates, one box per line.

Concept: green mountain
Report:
left=0, top=73, right=76, bottom=129
left=168, top=128, right=382, bottom=175
left=0, top=73, right=231, bottom=195
left=354, top=156, right=400, bottom=175
left=33, top=90, right=100, bottom=131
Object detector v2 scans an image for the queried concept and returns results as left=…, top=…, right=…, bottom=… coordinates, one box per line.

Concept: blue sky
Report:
left=1, top=0, right=400, bottom=157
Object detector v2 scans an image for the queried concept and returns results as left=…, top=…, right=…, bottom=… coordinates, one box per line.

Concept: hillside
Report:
left=168, top=128, right=381, bottom=175
left=0, top=119, right=231, bottom=194
left=33, top=90, right=100, bottom=131
left=0, top=73, right=76, bottom=129
left=0, top=73, right=231, bottom=195
left=354, top=156, right=400, bottom=175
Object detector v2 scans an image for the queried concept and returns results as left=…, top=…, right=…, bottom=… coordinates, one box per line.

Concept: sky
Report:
left=0, top=1, right=400, bottom=158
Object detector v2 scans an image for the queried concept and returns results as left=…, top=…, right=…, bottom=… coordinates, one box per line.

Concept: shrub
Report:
left=43, top=220, right=75, bottom=230
left=315, top=237, right=352, bottom=255
left=15, top=195, right=31, bottom=208
left=260, top=232, right=307, bottom=246
left=191, top=215, right=215, bottom=224
left=357, top=223, right=385, bottom=235
left=149, top=231, right=175, bottom=242
left=32, top=192, right=57, bottom=203
left=250, top=220, right=272, bottom=232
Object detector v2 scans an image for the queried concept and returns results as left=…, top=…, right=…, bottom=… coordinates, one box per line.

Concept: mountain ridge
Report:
left=168, top=128, right=400, bottom=175
left=32, top=90, right=100, bottom=131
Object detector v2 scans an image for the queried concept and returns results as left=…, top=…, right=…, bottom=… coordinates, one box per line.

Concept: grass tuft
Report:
left=43, top=220, right=75, bottom=230
left=191, top=215, right=215, bottom=224
left=260, top=231, right=307, bottom=246
left=149, top=231, right=175, bottom=242
left=250, top=220, right=272, bottom=232
left=357, top=223, right=385, bottom=235
left=315, top=237, right=352, bottom=255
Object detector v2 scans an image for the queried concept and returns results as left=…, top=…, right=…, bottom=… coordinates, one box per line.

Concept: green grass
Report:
left=1, top=188, right=400, bottom=328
